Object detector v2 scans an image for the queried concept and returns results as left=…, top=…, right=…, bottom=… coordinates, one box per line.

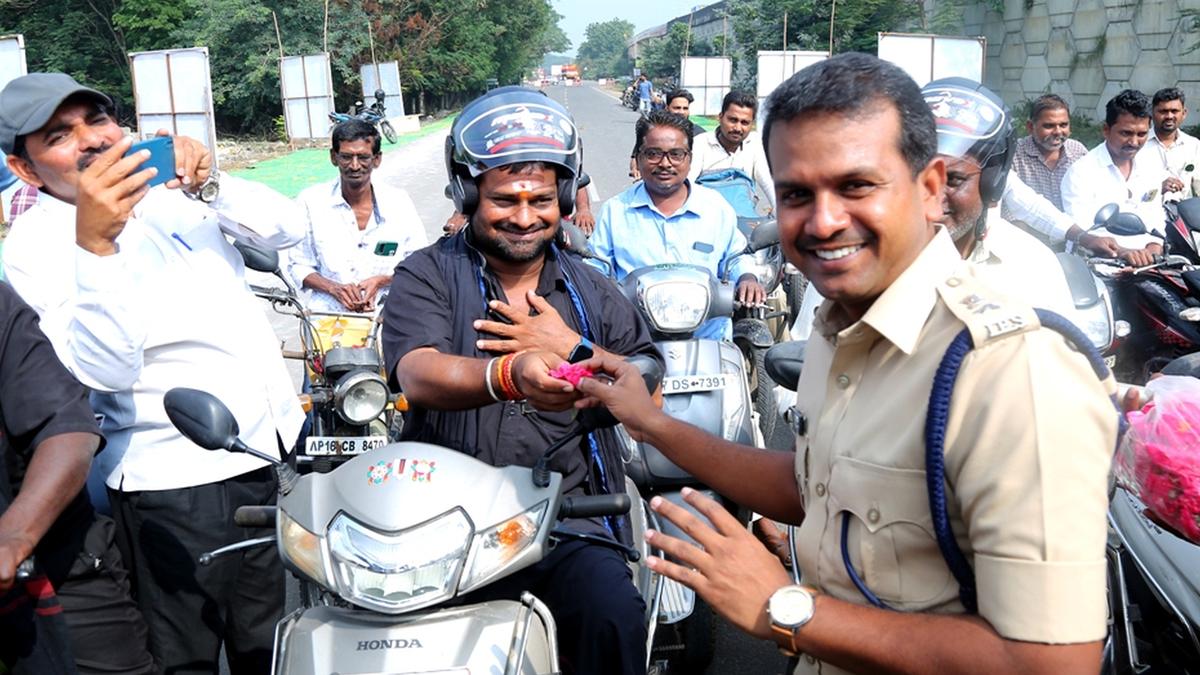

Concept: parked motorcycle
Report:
left=621, top=85, right=639, bottom=111
left=328, top=89, right=398, bottom=144
left=696, top=168, right=794, bottom=443
left=1084, top=201, right=1200, bottom=383
left=161, top=357, right=664, bottom=674
left=236, top=242, right=399, bottom=473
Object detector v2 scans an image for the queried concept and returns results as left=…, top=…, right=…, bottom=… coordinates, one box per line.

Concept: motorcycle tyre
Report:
left=784, top=272, right=808, bottom=328
left=380, top=120, right=398, bottom=144
left=738, top=340, right=778, bottom=446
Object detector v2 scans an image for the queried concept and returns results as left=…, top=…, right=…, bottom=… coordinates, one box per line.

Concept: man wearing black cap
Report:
left=1, top=72, right=305, bottom=674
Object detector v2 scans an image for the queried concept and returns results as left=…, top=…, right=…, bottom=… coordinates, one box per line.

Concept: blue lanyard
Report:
left=472, top=248, right=619, bottom=538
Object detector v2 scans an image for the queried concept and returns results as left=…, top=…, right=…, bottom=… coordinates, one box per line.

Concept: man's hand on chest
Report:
left=472, top=289, right=580, bottom=359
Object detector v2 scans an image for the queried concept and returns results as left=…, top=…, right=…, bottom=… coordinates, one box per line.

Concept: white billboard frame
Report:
left=0, top=34, right=27, bottom=93
left=755, top=50, right=828, bottom=124
left=877, top=32, right=986, bottom=88
left=128, top=47, right=218, bottom=160
left=359, top=60, right=405, bottom=121
left=680, top=56, right=731, bottom=117
left=280, top=53, right=335, bottom=141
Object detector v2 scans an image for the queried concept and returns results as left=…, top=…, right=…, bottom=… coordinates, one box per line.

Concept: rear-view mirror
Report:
left=1093, top=203, right=1119, bottom=229
left=164, top=388, right=243, bottom=452
left=1106, top=213, right=1149, bottom=237
left=234, top=240, right=280, bottom=274
left=748, top=220, right=780, bottom=252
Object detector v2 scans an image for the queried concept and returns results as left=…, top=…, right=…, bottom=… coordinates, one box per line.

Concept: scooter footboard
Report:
left=274, top=600, right=554, bottom=675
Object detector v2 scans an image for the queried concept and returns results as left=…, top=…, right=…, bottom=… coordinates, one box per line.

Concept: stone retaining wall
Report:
left=952, top=0, right=1199, bottom=121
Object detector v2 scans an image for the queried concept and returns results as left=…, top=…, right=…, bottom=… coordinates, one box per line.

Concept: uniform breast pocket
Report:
left=823, top=457, right=954, bottom=608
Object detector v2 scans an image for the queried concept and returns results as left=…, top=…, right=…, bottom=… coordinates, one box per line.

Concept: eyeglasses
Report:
left=335, top=152, right=376, bottom=166
left=640, top=148, right=690, bottom=164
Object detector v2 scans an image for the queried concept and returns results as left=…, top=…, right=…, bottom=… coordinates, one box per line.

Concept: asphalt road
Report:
left=248, top=81, right=790, bottom=675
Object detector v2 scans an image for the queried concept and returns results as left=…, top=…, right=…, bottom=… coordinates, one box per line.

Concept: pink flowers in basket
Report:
left=548, top=362, right=595, bottom=387
left=1117, top=376, right=1200, bottom=544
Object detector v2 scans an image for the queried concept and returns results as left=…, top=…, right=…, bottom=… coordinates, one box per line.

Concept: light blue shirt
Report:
left=588, top=181, right=749, bottom=339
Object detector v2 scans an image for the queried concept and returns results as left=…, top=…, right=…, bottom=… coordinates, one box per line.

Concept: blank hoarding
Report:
left=281, top=53, right=334, bottom=140
left=0, top=34, right=26, bottom=92
left=877, top=33, right=985, bottom=88
left=129, top=47, right=218, bottom=157
left=680, top=57, right=731, bottom=116
left=756, top=50, right=827, bottom=123
left=361, top=61, right=405, bottom=120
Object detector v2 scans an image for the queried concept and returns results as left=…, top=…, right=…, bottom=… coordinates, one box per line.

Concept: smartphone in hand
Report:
left=124, top=137, right=175, bottom=187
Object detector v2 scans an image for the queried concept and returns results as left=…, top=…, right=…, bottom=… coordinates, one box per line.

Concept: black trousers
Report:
left=0, top=514, right=156, bottom=675
left=460, top=539, right=648, bottom=675
left=109, top=467, right=283, bottom=675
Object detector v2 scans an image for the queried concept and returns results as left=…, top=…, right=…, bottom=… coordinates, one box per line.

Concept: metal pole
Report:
left=829, top=1, right=837, bottom=54
left=323, top=0, right=330, bottom=54
left=684, top=10, right=694, bottom=58
left=368, top=20, right=382, bottom=96
left=783, top=11, right=788, bottom=51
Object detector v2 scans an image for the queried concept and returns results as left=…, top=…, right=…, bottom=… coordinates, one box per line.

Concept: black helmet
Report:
left=374, top=88, right=386, bottom=101
left=921, top=77, right=1014, bottom=205
left=445, top=85, right=581, bottom=215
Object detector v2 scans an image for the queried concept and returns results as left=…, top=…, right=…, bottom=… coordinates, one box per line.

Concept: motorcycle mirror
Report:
left=557, top=220, right=592, bottom=258
left=234, top=241, right=280, bottom=274
left=764, top=340, right=806, bottom=391
left=748, top=220, right=780, bottom=252
left=163, top=388, right=244, bottom=452
left=1093, top=203, right=1120, bottom=229
left=1106, top=212, right=1149, bottom=237
left=577, top=354, right=663, bottom=432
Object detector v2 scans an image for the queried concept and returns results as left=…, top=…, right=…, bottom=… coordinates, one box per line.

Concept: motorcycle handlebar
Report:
left=234, top=505, right=278, bottom=528
left=558, top=494, right=631, bottom=519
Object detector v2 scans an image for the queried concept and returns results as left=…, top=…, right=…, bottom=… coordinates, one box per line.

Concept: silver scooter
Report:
left=161, top=359, right=661, bottom=675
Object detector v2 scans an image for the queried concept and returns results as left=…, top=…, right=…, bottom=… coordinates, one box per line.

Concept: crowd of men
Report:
left=0, top=52, right=1194, bottom=675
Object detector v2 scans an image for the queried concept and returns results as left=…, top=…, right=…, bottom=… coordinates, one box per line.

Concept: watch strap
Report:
left=770, top=623, right=799, bottom=657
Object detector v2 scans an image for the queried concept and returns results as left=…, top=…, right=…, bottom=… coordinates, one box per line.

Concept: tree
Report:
left=577, top=18, right=634, bottom=78
left=728, top=0, right=923, bottom=67
left=640, top=22, right=716, bottom=81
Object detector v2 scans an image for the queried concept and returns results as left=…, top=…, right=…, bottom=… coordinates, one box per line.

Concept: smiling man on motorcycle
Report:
left=381, top=86, right=663, bottom=675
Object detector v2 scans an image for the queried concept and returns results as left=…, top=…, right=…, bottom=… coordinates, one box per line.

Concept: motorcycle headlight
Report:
left=460, top=501, right=548, bottom=593
left=641, top=281, right=710, bottom=333
left=327, top=509, right=473, bottom=614
left=334, top=371, right=389, bottom=425
left=279, top=510, right=330, bottom=588
left=1077, top=314, right=1113, bottom=352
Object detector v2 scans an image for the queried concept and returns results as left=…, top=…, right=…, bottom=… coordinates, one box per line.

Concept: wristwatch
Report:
left=187, top=169, right=221, bottom=204
left=567, top=337, right=594, bottom=364
left=767, top=584, right=817, bottom=657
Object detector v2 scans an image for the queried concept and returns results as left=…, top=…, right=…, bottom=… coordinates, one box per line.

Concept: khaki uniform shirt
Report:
left=791, top=230, right=1117, bottom=675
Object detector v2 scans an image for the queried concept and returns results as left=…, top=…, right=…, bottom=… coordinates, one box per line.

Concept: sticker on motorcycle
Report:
left=411, top=459, right=436, bottom=482
left=368, top=458, right=406, bottom=485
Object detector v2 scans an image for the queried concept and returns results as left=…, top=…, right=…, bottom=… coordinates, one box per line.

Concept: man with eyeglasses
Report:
left=290, top=119, right=427, bottom=312
left=589, top=109, right=765, bottom=339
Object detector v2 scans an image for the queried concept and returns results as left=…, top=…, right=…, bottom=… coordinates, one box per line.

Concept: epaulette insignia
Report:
left=938, top=274, right=1040, bottom=346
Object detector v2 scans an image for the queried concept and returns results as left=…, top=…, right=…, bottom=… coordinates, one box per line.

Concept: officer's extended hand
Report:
left=0, top=531, right=36, bottom=593
left=511, top=351, right=579, bottom=412
left=645, top=487, right=793, bottom=641
left=474, top=291, right=580, bottom=358
left=736, top=274, right=767, bottom=307
left=76, top=136, right=155, bottom=256
left=574, top=354, right=666, bottom=442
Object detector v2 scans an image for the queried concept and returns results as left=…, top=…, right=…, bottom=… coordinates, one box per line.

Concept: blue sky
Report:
left=552, top=1, right=708, bottom=56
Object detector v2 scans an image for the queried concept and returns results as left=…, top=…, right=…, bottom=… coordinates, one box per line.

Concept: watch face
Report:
left=769, top=586, right=814, bottom=627
left=199, top=181, right=220, bottom=203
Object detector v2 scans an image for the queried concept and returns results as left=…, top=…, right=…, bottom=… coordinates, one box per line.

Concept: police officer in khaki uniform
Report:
left=575, top=53, right=1116, bottom=674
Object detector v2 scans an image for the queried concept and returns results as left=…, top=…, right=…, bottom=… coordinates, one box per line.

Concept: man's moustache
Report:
left=77, top=144, right=113, bottom=171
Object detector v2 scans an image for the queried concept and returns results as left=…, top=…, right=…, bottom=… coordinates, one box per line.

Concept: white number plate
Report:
left=304, top=435, right=387, bottom=456
left=1103, top=354, right=1117, bottom=368
left=662, top=374, right=731, bottom=395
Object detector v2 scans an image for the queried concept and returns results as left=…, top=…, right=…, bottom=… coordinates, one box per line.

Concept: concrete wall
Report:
left=949, top=0, right=1199, bottom=121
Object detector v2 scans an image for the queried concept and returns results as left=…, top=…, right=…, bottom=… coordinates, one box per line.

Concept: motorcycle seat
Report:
left=765, top=340, right=806, bottom=391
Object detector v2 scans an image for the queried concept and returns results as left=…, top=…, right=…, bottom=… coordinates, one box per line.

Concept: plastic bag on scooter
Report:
left=1115, top=375, right=1200, bottom=544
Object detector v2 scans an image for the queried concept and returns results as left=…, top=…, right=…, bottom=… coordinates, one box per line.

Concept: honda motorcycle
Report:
left=161, top=356, right=667, bottom=674
left=237, top=242, right=398, bottom=473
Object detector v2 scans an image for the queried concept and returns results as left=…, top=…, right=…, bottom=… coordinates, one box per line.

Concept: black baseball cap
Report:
left=0, top=73, right=112, bottom=155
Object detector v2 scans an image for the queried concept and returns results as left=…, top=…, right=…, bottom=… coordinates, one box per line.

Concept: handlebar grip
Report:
left=234, top=506, right=278, bottom=528
left=558, top=494, right=631, bottom=519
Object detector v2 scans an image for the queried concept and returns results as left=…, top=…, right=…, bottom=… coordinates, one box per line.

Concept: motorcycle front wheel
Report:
left=380, top=120, right=398, bottom=144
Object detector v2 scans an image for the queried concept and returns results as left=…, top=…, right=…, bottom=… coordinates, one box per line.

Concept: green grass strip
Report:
left=230, top=116, right=455, bottom=198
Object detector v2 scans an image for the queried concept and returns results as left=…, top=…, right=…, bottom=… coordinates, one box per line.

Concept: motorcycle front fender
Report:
left=733, top=318, right=773, bottom=349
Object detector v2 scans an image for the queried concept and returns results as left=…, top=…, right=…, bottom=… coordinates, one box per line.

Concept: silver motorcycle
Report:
left=162, top=358, right=662, bottom=674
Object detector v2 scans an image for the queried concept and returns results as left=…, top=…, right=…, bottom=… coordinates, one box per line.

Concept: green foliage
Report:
left=640, top=22, right=717, bottom=80
left=0, top=0, right=566, bottom=136
left=728, top=0, right=922, bottom=56
left=577, top=18, right=635, bottom=78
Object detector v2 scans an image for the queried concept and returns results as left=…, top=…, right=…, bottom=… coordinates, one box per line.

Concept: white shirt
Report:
left=790, top=218, right=1075, bottom=340
left=687, top=130, right=776, bottom=209
left=2, top=177, right=307, bottom=497
left=1143, top=128, right=1200, bottom=200
left=1061, top=142, right=1166, bottom=249
left=289, top=178, right=427, bottom=312
left=1000, top=170, right=1076, bottom=243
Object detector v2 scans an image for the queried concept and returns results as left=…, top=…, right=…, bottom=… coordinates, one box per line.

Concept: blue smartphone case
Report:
left=125, top=137, right=175, bottom=187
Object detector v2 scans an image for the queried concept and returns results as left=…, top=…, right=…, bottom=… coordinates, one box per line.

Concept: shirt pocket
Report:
left=823, top=456, right=954, bottom=608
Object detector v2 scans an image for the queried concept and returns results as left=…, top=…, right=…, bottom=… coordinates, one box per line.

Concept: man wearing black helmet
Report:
left=381, top=87, right=662, bottom=675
